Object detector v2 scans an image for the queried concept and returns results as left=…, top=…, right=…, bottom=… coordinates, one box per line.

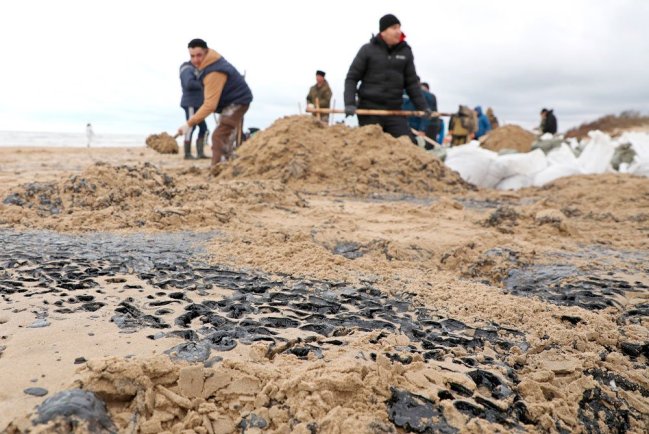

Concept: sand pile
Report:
left=480, top=125, right=536, bottom=153
left=0, top=162, right=305, bottom=231
left=566, top=111, right=649, bottom=139
left=216, top=116, right=470, bottom=196
left=146, top=133, right=179, bottom=154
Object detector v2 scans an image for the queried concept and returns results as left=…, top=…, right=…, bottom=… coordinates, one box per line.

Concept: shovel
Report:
left=306, top=107, right=451, bottom=117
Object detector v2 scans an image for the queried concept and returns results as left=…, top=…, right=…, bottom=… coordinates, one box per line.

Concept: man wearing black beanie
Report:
left=344, top=14, right=431, bottom=140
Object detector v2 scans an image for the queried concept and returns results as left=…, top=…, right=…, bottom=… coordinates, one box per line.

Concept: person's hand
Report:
left=177, top=123, right=190, bottom=137
left=345, top=105, right=357, bottom=117
left=424, top=108, right=433, bottom=119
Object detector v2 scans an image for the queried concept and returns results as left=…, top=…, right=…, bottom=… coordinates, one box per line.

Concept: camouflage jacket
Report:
left=306, top=80, right=332, bottom=108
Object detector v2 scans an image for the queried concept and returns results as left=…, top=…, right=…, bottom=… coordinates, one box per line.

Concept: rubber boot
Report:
left=183, top=141, right=195, bottom=160
left=196, top=135, right=209, bottom=159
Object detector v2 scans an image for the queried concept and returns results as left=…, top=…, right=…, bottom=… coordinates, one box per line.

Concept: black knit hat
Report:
left=379, top=14, right=400, bottom=32
left=316, top=70, right=326, bottom=77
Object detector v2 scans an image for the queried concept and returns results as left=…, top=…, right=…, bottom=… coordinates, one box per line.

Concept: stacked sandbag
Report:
left=443, top=130, right=649, bottom=190
left=620, top=131, right=649, bottom=176
left=445, top=141, right=503, bottom=188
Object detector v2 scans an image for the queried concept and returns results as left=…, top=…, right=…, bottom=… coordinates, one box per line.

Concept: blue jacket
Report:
left=179, top=61, right=203, bottom=108
left=403, top=89, right=437, bottom=131
left=475, top=106, right=492, bottom=138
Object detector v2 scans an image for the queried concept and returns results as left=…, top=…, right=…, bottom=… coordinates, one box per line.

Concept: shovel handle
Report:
left=306, top=107, right=451, bottom=117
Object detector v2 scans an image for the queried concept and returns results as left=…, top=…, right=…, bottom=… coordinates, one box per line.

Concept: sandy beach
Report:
left=1, top=116, right=648, bottom=433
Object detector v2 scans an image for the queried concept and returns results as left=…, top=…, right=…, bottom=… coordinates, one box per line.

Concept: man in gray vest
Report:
left=177, top=39, right=253, bottom=166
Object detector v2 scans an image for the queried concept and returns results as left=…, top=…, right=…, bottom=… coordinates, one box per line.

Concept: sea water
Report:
left=0, top=130, right=146, bottom=148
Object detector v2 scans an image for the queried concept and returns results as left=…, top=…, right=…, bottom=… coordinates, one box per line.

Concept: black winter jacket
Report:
left=542, top=110, right=558, bottom=134
left=344, top=35, right=427, bottom=111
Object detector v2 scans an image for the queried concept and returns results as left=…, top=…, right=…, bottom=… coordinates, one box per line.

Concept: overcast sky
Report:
left=1, top=0, right=648, bottom=136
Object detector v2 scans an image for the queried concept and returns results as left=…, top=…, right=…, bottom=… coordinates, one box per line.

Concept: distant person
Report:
left=540, top=108, right=558, bottom=134
left=420, top=82, right=442, bottom=144
left=179, top=60, right=209, bottom=159
left=344, top=14, right=431, bottom=139
left=306, top=70, right=333, bottom=123
left=474, top=106, right=492, bottom=139
left=403, top=82, right=438, bottom=149
left=486, top=107, right=499, bottom=129
left=86, top=123, right=94, bottom=147
left=448, top=105, right=476, bottom=146
left=436, top=118, right=446, bottom=145
left=177, top=38, right=253, bottom=167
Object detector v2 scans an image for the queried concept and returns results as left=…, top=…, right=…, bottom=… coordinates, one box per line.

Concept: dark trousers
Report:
left=212, top=104, right=249, bottom=165
left=358, top=115, right=413, bottom=141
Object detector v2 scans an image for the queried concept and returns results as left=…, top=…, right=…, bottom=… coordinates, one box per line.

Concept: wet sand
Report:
left=1, top=116, right=648, bottom=433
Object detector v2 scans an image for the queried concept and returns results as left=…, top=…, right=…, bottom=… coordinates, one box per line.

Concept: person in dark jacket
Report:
left=344, top=14, right=431, bottom=139
left=540, top=108, right=558, bottom=134
left=179, top=61, right=208, bottom=159
left=474, top=105, right=492, bottom=139
left=177, top=38, right=253, bottom=166
left=420, top=82, right=442, bottom=144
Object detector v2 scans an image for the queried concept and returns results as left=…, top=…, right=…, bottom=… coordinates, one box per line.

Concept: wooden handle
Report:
left=411, top=129, right=441, bottom=148
left=306, top=107, right=451, bottom=117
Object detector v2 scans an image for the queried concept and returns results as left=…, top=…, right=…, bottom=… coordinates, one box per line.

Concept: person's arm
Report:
left=344, top=46, right=368, bottom=107
left=429, top=93, right=438, bottom=113
left=404, top=51, right=427, bottom=111
left=179, top=65, right=200, bottom=91
left=187, top=71, right=227, bottom=127
left=187, top=76, right=202, bottom=91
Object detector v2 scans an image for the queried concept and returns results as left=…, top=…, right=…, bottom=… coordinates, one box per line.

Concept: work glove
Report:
left=345, top=105, right=357, bottom=117
left=424, top=108, right=433, bottom=119
left=176, top=123, right=190, bottom=138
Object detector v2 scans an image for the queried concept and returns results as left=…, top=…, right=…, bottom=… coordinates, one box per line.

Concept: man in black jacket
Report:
left=540, top=108, right=558, bottom=135
left=344, top=14, right=431, bottom=139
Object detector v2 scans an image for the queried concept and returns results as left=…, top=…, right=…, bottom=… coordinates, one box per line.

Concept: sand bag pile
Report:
left=217, top=116, right=470, bottom=196
left=146, top=132, right=179, bottom=154
left=480, top=125, right=536, bottom=153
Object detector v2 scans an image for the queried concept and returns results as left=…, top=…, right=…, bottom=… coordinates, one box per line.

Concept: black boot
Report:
left=196, top=135, right=209, bottom=159
left=183, top=141, right=195, bottom=160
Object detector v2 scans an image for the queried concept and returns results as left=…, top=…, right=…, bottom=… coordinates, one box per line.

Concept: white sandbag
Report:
left=494, top=149, right=548, bottom=177
left=566, top=138, right=580, bottom=152
left=627, top=160, right=649, bottom=177
left=547, top=143, right=578, bottom=166
left=445, top=143, right=500, bottom=188
left=576, top=130, right=616, bottom=173
left=540, top=132, right=554, bottom=140
left=619, top=132, right=649, bottom=162
left=496, top=174, right=534, bottom=190
left=619, top=162, right=630, bottom=173
left=533, top=164, right=583, bottom=187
